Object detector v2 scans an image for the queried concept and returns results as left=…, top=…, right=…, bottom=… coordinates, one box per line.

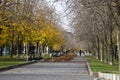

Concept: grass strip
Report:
left=86, top=56, right=119, bottom=73
left=0, top=61, right=26, bottom=68
left=0, top=55, right=26, bottom=68
left=0, top=55, right=27, bottom=61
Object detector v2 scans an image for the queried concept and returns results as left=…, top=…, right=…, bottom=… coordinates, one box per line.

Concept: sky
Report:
left=46, top=0, right=72, bottom=32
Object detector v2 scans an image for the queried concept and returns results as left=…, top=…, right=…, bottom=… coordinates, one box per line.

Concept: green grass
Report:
left=0, top=55, right=27, bottom=68
left=0, top=61, right=26, bottom=68
left=43, top=54, right=51, bottom=59
left=86, top=56, right=119, bottom=73
left=0, top=55, right=27, bottom=61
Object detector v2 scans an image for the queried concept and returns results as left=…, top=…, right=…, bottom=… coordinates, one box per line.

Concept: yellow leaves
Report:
left=42, top=32, right=47, bottom=38
left=0, top=26, right=8, bottom=36
left=0, top=11, right=3, bottom=14
left=12, top=23, right=17, bottom=26
left=0, top=26, right=9, bottom=45
left=0, top=5, right=65, bottom=49
left=0, top=25, right=7, bottom=29
left=29, top=21, right=64, bottom=50
left=53, top=44, right=61, bottom=51
left=39, top=38, right=45, bottom=44
left=40, top=26, right=64, bottom=50
left=0, top=33, right=8, bottom=40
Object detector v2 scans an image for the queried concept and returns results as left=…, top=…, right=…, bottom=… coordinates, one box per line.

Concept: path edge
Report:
left=0, top=61, right=37, bottom=72
left=86, top=62, right=93, bottom=75
left=85, top=57, right=93, bottom=75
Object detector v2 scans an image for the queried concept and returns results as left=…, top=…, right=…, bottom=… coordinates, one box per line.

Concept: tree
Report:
left=0, top=0, right=65, bottom=60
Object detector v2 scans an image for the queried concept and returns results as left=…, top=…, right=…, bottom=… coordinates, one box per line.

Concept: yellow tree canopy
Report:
left=0, top=4, right=65, bottom=50
left=40, top=23, right=64, bottom=51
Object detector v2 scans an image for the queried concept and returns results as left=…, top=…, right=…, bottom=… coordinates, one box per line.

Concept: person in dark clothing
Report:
left=79, top=50, right=82, bottom=56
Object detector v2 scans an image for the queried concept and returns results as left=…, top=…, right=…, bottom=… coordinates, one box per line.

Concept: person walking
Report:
left=79, top=50, right=82, bottom=56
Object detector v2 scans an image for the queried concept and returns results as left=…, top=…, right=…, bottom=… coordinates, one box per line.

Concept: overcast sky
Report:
left=46, top=0, right=72, bottom=32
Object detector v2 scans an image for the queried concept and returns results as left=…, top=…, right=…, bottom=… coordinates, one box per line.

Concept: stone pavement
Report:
left=0, top=56, right=94, bottom=80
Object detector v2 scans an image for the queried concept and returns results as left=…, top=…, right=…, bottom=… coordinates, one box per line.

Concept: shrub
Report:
left=43, top=54, right=51, bottom=60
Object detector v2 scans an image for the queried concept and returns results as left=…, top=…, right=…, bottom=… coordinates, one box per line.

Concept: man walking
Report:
left=79, top=50, right=82, bottom=56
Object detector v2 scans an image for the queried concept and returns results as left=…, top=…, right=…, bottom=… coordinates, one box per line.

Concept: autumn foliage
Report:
left=0, top=0, right=64, bottom=58
left=49, top=53, right=77, bottom=62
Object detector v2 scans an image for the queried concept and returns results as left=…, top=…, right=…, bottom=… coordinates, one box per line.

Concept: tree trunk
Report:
left=109, top=23, right=113, bottom=65
left=106, top=47, right=109, bottom=63
left=10, top=39, right=14, bottom=59
left=16, top=34, right=20, bottom=60
left=36, top=41, right=40, bottom=57
left=97, top=37, right=100, bottom=60
left=26, top=43, right=29, bottom=61
left=104, top=46, right=107, bottom=63
left=100, top=40, right=103, bottom=62
left=0, top=45, right=4, bottom=56
left=10, top=27, right=15, bottom=59
left=102, top=41, right=105, bottom=63
left=117, top=31, right=120, bottom=71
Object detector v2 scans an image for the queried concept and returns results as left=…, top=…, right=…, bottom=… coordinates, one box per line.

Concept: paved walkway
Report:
left=0, top=56, right=93, bottom=80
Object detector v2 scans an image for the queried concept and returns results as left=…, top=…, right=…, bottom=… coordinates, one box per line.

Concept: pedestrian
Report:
left=79, top=50, right=82, bottom=56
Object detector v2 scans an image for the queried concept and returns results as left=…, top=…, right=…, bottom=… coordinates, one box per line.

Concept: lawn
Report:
left=86, top=56, right=119, bottom=73
left=0, top=55, right=27, bottom=61
left=0, top=55, right=27, bottom=68
left=0, top=61, right=26, bottom=68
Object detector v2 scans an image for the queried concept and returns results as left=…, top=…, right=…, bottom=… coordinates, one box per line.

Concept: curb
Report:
left=86, top=62, right=93, bottom=75
left=84, top=57, right=93, bottom=75
left=0, top=61, right=37, bottom=72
